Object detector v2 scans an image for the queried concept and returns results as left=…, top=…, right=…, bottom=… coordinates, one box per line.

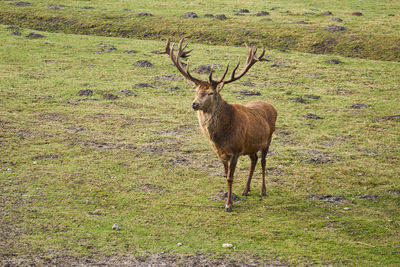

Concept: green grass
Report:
left=1, top=23, right=400, bottom=265
left=0, top=0, right=400, bottom=61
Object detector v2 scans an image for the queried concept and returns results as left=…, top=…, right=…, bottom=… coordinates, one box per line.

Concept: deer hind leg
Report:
left=261, top=138, right=272, bottom=197
left=226, top=153, right=239, bottom=212
left=242, top=153, right=258, bottom=196
left=222, top=160, right=228, bottom=178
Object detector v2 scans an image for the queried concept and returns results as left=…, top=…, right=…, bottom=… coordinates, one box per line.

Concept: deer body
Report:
left=197, top=100, right=276, bottom=158
left=158, top=38, right=277, bottom=212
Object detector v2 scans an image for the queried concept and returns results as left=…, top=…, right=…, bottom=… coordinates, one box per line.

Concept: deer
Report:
left=157, top=38, right=277, bottom=212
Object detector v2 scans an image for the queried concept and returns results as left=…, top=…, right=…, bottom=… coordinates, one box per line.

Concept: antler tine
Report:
left=218, top=62, right=230, bottom=83
left=221, top=43, right=266, bottom=85
left=208, top=64, right=214, bottom=84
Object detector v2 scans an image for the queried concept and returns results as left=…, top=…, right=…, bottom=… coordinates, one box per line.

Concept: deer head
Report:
left=158, top=38, right=266, bottom=112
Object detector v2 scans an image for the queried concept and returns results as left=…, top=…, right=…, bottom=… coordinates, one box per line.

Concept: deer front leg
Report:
left=226, top=153, right=239, bottom=212
left=223, top=161, right=228, bottom=177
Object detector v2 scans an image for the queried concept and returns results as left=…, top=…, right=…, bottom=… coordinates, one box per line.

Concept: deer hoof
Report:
left=225, top=205, right=233, bottom=212
left=260, top=192, right=266, bottom=197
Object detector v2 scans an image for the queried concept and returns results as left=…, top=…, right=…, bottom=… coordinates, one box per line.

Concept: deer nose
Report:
left=192, top=102, right=200, bottom=110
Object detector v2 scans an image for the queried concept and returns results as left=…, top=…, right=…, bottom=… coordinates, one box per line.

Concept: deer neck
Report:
left=197, top=96, right=233, bottom=143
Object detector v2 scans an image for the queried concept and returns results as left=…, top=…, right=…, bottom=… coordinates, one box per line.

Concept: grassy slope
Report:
left=1, top=25, right=400, bottom=265
left=0, top=0, right=400, bottom=61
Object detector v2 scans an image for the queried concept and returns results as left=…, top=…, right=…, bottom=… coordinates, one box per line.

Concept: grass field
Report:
left=1, top=1, right=400, bottom=266
left=0, top=0, right=400, bottom=61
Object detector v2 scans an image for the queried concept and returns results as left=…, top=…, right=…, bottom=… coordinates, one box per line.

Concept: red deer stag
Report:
left=158, top=38, right=277, bottom=212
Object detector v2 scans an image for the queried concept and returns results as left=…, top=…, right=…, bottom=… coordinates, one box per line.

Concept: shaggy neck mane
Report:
left=198, top=96, right=233, bottom=144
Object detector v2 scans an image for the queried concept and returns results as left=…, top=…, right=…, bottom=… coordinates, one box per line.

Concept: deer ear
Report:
left=186, top=79, right=197, bottom=89
left=216, top=82, right=225, bottom=93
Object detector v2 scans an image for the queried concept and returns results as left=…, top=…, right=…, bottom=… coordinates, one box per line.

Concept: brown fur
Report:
left=191, top=82, right=277, bottom=212
left=160, top=38, right=277, bottom=212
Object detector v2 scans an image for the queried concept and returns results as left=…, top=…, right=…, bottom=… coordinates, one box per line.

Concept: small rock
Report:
left=134, top=60, right=153, bottom=68
left=222, top=243, right=233, bottom=248
left=352, top=12, right=363, bottom=16
left=92, top=209, right=101, bottom=215
left=182, top=12, right=198, bottom=18
left=330, top=17, right=343, bottom=22
left=78, top=89, right=93, bottom=96
left=25, top=33, right=46, bottom=38
left=324, top=25, right=346, bottom=32
left=33, top=161, right=37, bottom=165
left=103, top=93, right=118, bottom=100
left=215, top=14, right=228, bottom=20
left=177, top=242, right=183, bottom=246
left=7, top=168, right=12, bottom=171
left=321, top=11, right=333, bottom=15
left=343, top=207, right=350, bottom=210
left=112, top=223, right=119, bottom=230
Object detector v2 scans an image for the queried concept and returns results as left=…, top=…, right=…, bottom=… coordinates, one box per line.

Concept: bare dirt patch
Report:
left=25, top=33, right=45, bottom=38
left=78, top=89, right=93, bottom=96
left=10, top=1, right=31, bottom=6
left=304, top=113, right=323, bottom=120
left=349, top=103, right=371, bottom=109
left=359, top=195, right=378, bottom=201
left=211, top=190, right=242, bottom=202
left=182, top=12, right=198, bottom=18
left=372, top=115, right=400, bottom=122
left=324, top=25, right=346, bottom=32
left=234, top=90, right=262, bottom=97
left=153, top=74, right=183, bottom=80
left=134, top=60, right=153, bottom=68
left=307, top=194, right=348, bottom=203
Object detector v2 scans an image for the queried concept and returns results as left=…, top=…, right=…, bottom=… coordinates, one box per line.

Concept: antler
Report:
left=210, top=44, right=266, bottom=85
left=152, top=38, right=192, bottom=58
left=157, top=38, right=203, bottom=85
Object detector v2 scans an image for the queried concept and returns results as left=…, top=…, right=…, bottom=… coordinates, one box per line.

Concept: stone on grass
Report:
left=112, top=223, right=119, bottom=230
left=222, top=243, right=233, bottom=248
